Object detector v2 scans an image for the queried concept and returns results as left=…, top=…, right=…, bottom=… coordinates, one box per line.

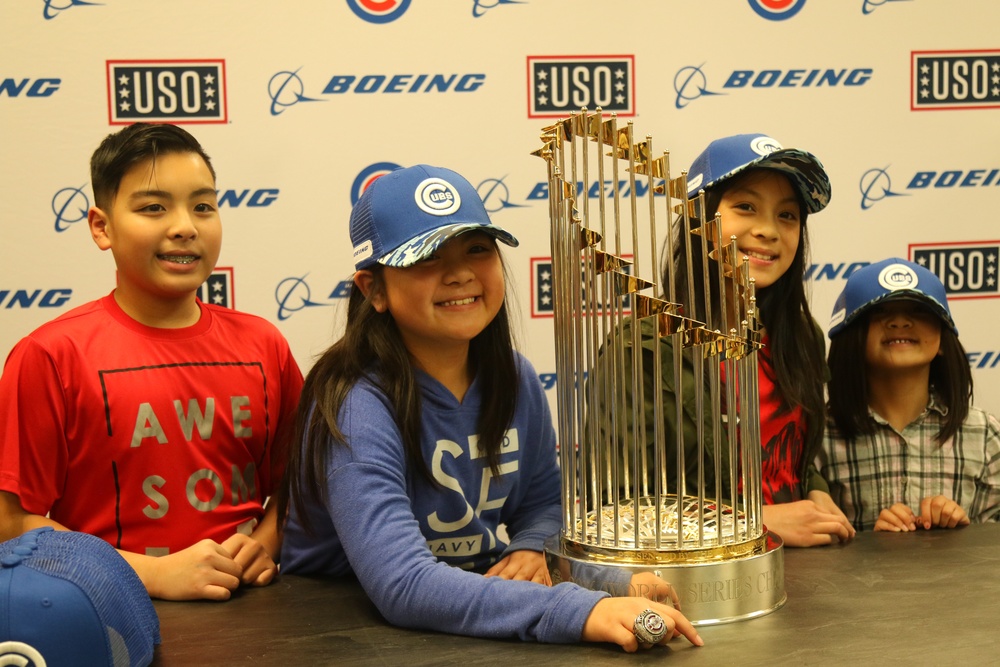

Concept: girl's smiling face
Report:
left=370, top=231, right=505, bottom=360
left=716, top=170, right=802, bottom=290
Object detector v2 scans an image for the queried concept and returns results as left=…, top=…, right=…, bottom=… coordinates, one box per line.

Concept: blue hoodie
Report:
left=281, top=353, right=608, bottom=642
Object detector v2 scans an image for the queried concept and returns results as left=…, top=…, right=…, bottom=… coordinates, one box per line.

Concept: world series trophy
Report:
left=535, top=110, right=785, bottom=625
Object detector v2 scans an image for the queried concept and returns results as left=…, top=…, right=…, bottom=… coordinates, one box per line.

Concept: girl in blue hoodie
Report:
left=278, top=164, right=701, bottom=651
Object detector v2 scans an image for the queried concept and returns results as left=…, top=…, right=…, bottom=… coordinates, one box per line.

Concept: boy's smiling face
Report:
left=89, top=151, right=221, bottom=326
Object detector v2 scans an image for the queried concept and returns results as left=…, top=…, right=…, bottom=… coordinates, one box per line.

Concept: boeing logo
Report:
left=477, top=176, right=526, bottom=213
left=267, top=68, right=323, bottom=116
left=52, top=185, right=90, bottom=232
left=805, top=262, right=870, bottom=281
left=0, top=78, right=61, bottom=98
left=967, top=350, right=1000, bottom=370
left=861, top=165, right=1000, bottom=210
left=1, top=288, right=73, bottom=309
left=673, top=65, right=723, bottom=109
left=216, top=188, right=280, bottom=208
left=274, top=275, right=352, bottom=321
left=862, top=0, right=912, bottom=15
left=42, top=0, right=101, bottom=20
left=858, top=167, right=908, bottom=211
left=471, top=0, right=525, bottom=18
left=268, top=68, right=486, bottom=116
left=673, top=63, right=873, bottom=109
left=527, top=179, right=666, bottom=201
left=537, top=371, right=588, bottom=392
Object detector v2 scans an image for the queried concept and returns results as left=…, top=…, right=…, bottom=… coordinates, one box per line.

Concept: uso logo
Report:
left=747, top=0, right=806, bottom=20
left=531, top=257, right=632, bottom=318
left=197, top=268, right=235, bottom=308
left=911, top=50, right=1000, bottom=111
left=527, top=56, right=635, bottom=118
left=910, top=241, right=1000, bottom=300
left=107, top=60, right=227, bottom=124
left=346, top=0, right=411, bottom=23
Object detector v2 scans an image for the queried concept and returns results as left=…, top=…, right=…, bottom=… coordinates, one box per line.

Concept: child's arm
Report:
left=762, top=497, right=855, bottom=547
left=917, top=496, right=969, bottom=529
left=1, top=490, right=245, bottom=600
left=873, top=503, right=919, bottom=531
left=0, top=490, right=63, bottom=541
left=807, top=489, right=856, bottom=536
left=226, top=500, right=281, bottom=587
left=483, top=550, right=551, bottom=585
left=581, top=597, right=703, bottom=651
left=874, top=498, right=969, bottom=531
left=118, top=541, right=243, bottom=600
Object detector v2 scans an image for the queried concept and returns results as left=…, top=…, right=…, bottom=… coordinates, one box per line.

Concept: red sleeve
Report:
left=0, top=338, right=69, bottom=515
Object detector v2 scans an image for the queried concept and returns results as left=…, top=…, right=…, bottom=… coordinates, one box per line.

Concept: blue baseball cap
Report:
left=0, top=527, right=160, bottom=667
left=828, top=257, right=957, bottom=337
left=685, top=133, right=831, bottom=214
left=349, top=164, right=518, bottom=271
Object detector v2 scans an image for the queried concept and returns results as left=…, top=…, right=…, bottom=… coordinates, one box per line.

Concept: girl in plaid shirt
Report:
left=820, top=258, right=1000, bottom=531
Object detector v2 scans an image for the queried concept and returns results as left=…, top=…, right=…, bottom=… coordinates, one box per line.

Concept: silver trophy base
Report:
left=544, top=531, right=785, bottom=625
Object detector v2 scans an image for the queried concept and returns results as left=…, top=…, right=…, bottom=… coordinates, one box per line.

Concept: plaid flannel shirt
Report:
left=819, top=395, right=1000, bottom=531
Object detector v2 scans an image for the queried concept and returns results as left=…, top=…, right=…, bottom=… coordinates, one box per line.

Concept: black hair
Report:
left=827, top=306, right=972, bottom=443
left=667, top=168, right=826, bottom=425
left=90, top=123, right=216, bottom=209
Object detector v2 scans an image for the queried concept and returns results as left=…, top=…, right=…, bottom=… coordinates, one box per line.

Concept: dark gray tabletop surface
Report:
left=152, top=523, right=1000, bottom=665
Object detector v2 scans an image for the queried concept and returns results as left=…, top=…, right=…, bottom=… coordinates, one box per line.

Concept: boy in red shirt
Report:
left=0, top=123, right=303, bottom=600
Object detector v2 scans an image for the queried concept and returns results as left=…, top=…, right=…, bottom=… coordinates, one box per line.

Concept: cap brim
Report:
left=378, top=222, right=519, bottom=268
left=689, top=148, right=831, bottom=215
left=832, top=290, right=958, bottom=336
left=755, top=149, right=831, bottom=214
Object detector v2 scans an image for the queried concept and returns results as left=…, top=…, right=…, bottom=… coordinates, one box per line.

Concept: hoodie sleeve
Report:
left=322, top=382, right=609, bottom=643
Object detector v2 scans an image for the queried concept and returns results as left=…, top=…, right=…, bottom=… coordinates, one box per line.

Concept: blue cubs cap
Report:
left=349, top=164, right=518, bottom=271
left=0, top=527, right=160, bottom=667
left=686, top=133, right=831, bottom=214
left=828, top=257, right=957, bottom=338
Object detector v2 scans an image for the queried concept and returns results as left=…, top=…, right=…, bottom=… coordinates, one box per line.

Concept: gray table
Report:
left=152, top=523, right=1000, bottom=665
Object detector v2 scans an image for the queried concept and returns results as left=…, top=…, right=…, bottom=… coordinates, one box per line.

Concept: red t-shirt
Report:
left=755, top=341, right=804, bottom=504
left=722, top=335, right=804, bottom=504
left=0, top=294, right=304, bottom=555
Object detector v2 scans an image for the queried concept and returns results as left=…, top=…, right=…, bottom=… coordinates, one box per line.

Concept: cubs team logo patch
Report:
left=415, top=178, right=460, bottom=216
left=877, top=263, right=919, bottom=292
left=107, top=59, right=228, bottom=124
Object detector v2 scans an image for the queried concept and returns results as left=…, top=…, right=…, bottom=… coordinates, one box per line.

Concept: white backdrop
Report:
left=3, top=0, right=999, bottom=419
